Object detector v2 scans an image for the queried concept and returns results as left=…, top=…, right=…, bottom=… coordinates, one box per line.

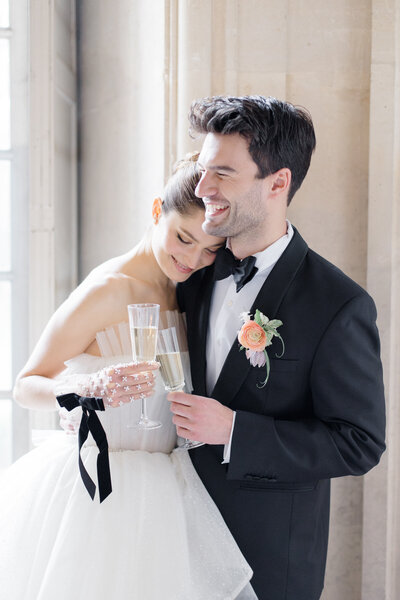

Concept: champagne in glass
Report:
left=127, top=303, right=161, bottom=430
left=157, top=327, right=204, bottom=450
left=157, top=352, right=185, bottom=391
left=130, top=326, right=158, bottom=362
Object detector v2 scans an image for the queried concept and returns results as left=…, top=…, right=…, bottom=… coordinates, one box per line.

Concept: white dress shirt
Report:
left=205, top=221, right=294, bottom=462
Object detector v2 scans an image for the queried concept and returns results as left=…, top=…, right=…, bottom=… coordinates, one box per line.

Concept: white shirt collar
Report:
left=253, top=220, right=294, bottom=273
left=226, top=220, right=293, bottom=274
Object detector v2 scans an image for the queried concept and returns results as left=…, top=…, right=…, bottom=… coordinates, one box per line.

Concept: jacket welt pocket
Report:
left=239, top=481, right=317, bottom=493
left=270, top=358, right=299, bottom=373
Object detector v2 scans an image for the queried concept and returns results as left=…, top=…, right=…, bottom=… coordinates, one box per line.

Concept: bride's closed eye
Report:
left=177, top=233, right=221, bottom=256
left=177, top=233, right=191, bottom=245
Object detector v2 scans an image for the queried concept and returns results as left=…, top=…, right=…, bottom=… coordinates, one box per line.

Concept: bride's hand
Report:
left=83, top=361, right=159, bottom=408
left=58, top=362, right=159, bottom=434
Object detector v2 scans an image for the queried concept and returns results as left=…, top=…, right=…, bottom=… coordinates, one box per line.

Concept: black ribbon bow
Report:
left=213, top=246, right=258, bottom=292
left=57, top=393, right=112, bottom=503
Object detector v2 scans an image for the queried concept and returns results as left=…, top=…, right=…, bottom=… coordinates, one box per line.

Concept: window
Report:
left=0, top=0, right=29, bottom=470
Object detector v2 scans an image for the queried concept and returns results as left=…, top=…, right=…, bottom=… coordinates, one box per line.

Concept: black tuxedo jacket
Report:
left=177, top=228, right=386, bottom=600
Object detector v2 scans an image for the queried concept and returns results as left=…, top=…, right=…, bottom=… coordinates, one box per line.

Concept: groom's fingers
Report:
left=169, top=398, right=193, bottom=421
left=167, top=391, right=193, bottom=406
left=169, top=392, right=234, bottom=445
left=168, top=392, right=197, bottom=431
left=170, top=404, right=191, bottom=418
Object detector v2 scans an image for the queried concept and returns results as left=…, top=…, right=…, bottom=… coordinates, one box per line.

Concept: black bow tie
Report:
left=213, top=247, right=258, bottom=292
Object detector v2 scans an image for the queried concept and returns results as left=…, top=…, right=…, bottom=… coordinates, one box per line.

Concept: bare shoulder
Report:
left=71, top=270, right=134, bottom=315
left=18, top=267, right=144, bottom=379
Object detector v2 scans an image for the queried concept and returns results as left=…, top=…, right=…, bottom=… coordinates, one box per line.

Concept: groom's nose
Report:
left=195, top=171, right=218, bottom=199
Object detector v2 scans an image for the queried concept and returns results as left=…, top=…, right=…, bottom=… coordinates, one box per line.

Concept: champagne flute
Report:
left=157, top=327, right=204, bottom=450
left=127, top=303, right=161, bottom=429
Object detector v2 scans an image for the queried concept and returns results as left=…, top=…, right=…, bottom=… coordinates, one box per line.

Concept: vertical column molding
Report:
left=363, top=0, right=400, bottom=598
left=175, top=0, right=213, bottom=158
left=29, top=0, right=56, bottom=346
left=385, top=2, right=400, bottom=596
left=163, top=0, right=179, bottom=179
left=29, top=0, right=78, bottom=430
left=29, top=0, right=57, bottom=431
left=10, top=0, right=30, bottom=459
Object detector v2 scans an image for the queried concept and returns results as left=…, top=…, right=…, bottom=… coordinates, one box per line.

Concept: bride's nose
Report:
left=185, top=247, right=203, bottom=270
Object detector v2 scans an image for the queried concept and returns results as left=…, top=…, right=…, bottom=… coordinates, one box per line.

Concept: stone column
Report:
left=29, top=0, right=78, bottom=429
left=362, top=0, right=400, bottom=597
left=78, top=0, right=167, bottom=276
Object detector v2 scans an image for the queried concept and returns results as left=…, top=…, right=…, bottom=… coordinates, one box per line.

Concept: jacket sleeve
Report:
left=227, top=292, right=386, bottom=483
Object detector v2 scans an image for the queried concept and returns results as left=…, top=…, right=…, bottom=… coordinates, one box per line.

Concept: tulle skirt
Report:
left=0, top=434, right=255, bottom=600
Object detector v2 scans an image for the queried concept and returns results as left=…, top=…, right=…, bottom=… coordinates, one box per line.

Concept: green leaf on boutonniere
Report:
left=268, top=319, right=283, bottom=329
left=274, top=332, right=285, bottom=358
left=254, top=309, right=263, bottom=327
left=265, top=330, right=274, bottom=345
left=238, top=308, right=285, bottom=388
left=257, top=349, right=271, bottom=388
left=258, top=312, right=271, bottom=327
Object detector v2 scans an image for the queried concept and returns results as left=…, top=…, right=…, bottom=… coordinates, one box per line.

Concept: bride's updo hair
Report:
left=162, top=151, right=205, bottom=215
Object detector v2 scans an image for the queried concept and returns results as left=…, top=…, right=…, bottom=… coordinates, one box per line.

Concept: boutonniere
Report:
left=238, top=309, right=285, bottom=388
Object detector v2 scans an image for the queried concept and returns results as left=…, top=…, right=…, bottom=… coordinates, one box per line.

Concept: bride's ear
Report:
left=152, top=197, right=163, bottom=225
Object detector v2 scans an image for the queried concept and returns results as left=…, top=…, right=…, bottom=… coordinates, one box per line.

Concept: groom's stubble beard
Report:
left=202, top=182, right=267, bottom=245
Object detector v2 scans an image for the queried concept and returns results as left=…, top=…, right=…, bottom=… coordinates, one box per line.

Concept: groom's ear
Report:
left=270, top=168, right=291, bottom=197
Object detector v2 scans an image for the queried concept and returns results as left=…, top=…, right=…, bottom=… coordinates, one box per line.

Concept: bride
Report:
left=0, top=153, right=256, bottom=600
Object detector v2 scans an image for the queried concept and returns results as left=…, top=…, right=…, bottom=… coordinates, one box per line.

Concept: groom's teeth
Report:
left=206, top=204, right=226, bottom=214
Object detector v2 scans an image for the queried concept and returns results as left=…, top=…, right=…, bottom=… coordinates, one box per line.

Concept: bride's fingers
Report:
left=110, top=361, right=159, bottom=377
left=107, top=388, right=154, bottom=408
left=105, top=371, right=157, bottom=397
left=106, top=381, right=155, bottom=405
left=109, top=369, right=157, bottom=386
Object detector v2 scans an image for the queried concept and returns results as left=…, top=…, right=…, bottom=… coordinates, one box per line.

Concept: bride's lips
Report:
left=171, top=255, right=193, bottom=275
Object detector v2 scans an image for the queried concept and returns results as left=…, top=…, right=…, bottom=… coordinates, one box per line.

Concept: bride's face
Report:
left=152, top=208, right=225, bottom=282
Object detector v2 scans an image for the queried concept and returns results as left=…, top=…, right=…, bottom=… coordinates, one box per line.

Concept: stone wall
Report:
left=78, top=2, right=400, bottom=597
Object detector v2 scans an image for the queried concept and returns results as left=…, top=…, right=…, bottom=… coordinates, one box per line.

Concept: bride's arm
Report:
left=13, top=275, right=156, bottom=410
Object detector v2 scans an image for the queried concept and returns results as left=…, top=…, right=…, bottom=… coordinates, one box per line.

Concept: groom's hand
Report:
left=168, top=391, right=234, bottom=445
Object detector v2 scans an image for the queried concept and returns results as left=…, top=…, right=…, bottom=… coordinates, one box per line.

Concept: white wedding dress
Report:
left=0, top=319, right=256, bottom=600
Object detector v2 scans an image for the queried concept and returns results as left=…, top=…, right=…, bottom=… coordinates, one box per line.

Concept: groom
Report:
left=169, top=95, right=386, bottom=600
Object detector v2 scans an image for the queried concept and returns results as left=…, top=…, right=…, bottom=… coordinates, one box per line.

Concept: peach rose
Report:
left=238, top=321, right=267, bottom=352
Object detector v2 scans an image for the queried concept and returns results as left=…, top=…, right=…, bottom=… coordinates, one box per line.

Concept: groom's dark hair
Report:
left=188, top=95, right=316, bottom=205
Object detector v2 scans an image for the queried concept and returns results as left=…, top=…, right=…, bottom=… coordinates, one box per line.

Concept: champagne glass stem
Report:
left=140, top=397, right=148, bottom=422
left=178, top=437, right=205, bottom=451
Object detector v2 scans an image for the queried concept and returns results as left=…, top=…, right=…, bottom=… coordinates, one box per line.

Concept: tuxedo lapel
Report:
left=211, top=228, right=308, bottom=405
left=187, top=267, right=215, bottom=396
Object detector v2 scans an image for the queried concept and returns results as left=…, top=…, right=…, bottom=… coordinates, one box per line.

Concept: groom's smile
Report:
left=203, top=200, right=230, bottom=220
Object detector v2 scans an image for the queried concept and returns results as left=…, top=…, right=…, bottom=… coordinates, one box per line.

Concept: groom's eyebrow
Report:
left=197, top=161, right=237, bottom=173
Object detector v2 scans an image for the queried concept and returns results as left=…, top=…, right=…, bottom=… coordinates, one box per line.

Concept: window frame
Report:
left=0, top=0, right=30, bottom=466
